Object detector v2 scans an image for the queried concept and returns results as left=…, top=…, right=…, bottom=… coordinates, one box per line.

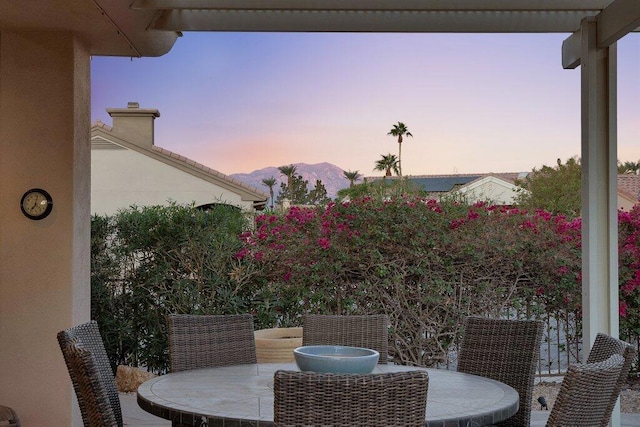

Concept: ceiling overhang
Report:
left=0, top=1, right=179, bottom=57
left=0, top=1, right=637, bottom=58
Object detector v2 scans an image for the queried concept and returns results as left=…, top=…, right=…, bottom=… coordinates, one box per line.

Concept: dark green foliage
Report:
left=307, top=179, right=331, bottom=205
left=91, top=203, right=251, bottom=373
left=514, top=157, right=582, bottom=216
left=276, top=173, right=330, bottom=205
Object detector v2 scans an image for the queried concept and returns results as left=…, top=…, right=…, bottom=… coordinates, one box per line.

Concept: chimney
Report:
left=106, top=102, right=160, bottom=148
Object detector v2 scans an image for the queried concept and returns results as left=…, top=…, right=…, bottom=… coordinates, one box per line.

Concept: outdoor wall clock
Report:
left=20, top=188, right=53, bottom=220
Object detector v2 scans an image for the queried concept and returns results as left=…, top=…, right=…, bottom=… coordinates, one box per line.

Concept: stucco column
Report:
left=0, top=32, right=91, bottom=426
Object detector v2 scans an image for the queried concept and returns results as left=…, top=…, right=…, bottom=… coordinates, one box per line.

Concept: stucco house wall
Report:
left=91, top=103, right=267, bottom=216
left=452, top=175, right=521, bottom=205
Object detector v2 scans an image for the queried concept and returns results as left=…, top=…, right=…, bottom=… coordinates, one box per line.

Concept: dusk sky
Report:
left=91, top=32, right=639, bottom=177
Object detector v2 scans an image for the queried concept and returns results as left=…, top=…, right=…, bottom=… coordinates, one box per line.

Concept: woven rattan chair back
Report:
left=302, top=314, right=389, bottom=363
left=273, top=370, right=428, bottom=427
left=547, top=354, right=625, bottom=426
left=0, top=405, right=21, bottom=427
left=457, top=316, right=543, bottom=427
left=167, top=314, right=257, bottom=372
left=586, top=332, right=638, bottom=426
left=57, top=321, right=122, bottom=427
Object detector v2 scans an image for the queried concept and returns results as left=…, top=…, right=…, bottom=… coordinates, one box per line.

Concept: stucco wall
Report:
left=0, top=32, right=90, bottom=426
left=91, top=146, right=254, bottom=215
left=455, top=178, right=520, bottom=205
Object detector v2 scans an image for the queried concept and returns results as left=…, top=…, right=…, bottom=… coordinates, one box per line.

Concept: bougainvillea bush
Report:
left=237, top=197, right=584, bottom=366
left=619, top=206, right=640, bottom=338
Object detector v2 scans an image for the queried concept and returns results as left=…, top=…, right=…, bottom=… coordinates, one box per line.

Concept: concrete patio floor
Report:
left=119, top=393, right=640, bottom=426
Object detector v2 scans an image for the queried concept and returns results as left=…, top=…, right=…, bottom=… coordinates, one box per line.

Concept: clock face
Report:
left=20, top=189, right=53, bottom=220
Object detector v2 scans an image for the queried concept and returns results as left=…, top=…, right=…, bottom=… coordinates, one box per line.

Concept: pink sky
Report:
left=91, top=33, right=639, bottom=176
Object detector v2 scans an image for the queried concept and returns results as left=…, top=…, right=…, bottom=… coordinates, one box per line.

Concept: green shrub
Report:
left=91, top=203, right=252, bottom=373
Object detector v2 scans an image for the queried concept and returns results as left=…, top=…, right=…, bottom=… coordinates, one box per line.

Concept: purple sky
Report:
left=92, top=32, right=639, bottom=176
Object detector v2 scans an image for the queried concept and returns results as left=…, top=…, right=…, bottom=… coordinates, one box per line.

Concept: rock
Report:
left=115, top=365, right=156, bottom=393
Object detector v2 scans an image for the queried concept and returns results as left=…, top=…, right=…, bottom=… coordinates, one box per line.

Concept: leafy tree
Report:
left=261, top=176, right=277, bottom=210
left=276, top=173, right=306, bottom=204
left=618, top=160, right=640, bottom=174
left=276, top=173, right=331, bottom=206
left=278, top=164, right=297, bottom=191
left=514, top=157, right=582, bottom=216
left=307, top=179, right=331, bottom=205
left=343, top=170, right=361, bottom=187
left=374, top=153, right=399, bottom=177
left=387, top=122, right=412, bottom=177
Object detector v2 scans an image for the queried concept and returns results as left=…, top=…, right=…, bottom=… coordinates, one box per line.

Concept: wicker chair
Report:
left=547, top=354, right=625, bottom=426
left=0, top=405, right=20, bottom=427
left=57, top=321, right=122, bottom=427
left=457, top=316, right=544, bottom=427
left=586, top=332, right=638, bottom=426
left=167, top=314, right=257, bottom=372
left=273, top=370, right=428, bottom=427
left=302, top=314, right=389, bottom=363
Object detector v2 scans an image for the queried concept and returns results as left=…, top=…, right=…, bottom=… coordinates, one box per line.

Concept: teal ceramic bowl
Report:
left=293, top=345, right=379, bottom=374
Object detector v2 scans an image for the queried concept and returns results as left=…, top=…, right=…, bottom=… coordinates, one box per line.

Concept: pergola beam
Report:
left=132, top=0, right=632, bottom=33
left=597, top=0, right=640, bottom=47
left=562, top=0, right=639, bottom=69
left=147, top=10, right=605, bottom=32
left=562, top=24, right=584, bottom=69
left=131, top=0, right=606, bottom=12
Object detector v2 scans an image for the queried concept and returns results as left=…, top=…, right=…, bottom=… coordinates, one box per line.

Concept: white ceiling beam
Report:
left=148, top=9, right=602, bottom=32
left=596, top=0, right=640, bottom=47
left=131, top=0, right=608, bottom=12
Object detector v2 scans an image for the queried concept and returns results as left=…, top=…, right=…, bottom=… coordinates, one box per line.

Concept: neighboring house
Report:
left=368, top=172, right=640, bottom=210
left=452, top=174, right=525, bottom=205
left=408, top=173, right=526, bottom=205
left=91, top=103, right=268, bottom=215
left=367, top=173, right=527, bottom=205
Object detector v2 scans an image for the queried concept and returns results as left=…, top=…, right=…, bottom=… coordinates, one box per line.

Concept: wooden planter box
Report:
left=254, top=327, right=303, bottom=363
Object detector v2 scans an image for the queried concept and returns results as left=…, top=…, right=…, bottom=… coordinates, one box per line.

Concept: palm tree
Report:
left=618, top=160, right=640, bottom=174
left=261, top=176, right=277, bottom=209
left=278, top=164, right=298, bottom=191
left=387, top=122, right=412, bottom=178
left=343, top=170, right=361, bottom=187
left=374, top=154, right=399, bottom=177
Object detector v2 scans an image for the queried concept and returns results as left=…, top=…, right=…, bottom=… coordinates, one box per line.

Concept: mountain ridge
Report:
left=229, top=162, right=354, bottom=201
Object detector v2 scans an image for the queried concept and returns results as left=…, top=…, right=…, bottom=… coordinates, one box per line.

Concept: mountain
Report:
left=230, top=162, right=351, bottom=201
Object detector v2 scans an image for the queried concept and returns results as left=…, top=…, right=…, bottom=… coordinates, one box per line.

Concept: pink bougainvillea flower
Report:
left=318, top=237, right=331, bottom=249
left=235, top=248, right=248, bottom=260
left=619, top=301, right=628, bottom=318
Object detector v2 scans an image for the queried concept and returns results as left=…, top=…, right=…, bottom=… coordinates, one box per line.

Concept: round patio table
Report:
left=137, top=362, right=518, bottom=427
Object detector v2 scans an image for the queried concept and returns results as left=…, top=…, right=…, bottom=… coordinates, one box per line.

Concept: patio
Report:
left=2, top=1, right=639, bottom=425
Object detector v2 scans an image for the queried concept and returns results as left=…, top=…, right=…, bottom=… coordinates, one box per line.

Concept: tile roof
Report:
left=618, top=174, right=640, bottom=201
